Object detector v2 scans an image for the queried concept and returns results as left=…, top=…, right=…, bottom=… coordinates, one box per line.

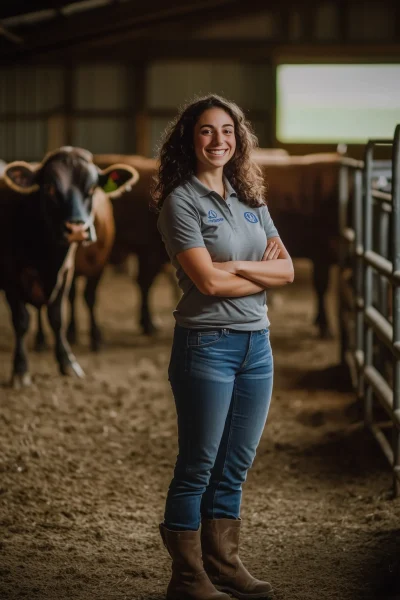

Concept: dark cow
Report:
left=0, top=147, right=137, bottom=387
left=35, top=165, right=140, bottom=352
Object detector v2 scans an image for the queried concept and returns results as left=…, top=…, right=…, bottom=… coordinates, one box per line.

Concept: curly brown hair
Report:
left=151, top=95, right=267, bottom=210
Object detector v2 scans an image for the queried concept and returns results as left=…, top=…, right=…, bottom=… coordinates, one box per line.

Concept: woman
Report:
left=153, top=95, right=294, bottom=600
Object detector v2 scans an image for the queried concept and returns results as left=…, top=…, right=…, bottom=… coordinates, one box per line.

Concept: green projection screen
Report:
left=276, top=64, right=400, bottom=143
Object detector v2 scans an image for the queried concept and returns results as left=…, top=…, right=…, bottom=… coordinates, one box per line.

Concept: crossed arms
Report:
left=176, top=237, right=294, bottom=297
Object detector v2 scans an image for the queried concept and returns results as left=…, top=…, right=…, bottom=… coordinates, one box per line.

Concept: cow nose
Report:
left=64, top=216, right=96, bottom=244
left=64, top=221, right=89, bottom=243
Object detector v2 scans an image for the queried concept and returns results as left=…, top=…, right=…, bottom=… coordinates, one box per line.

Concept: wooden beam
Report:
left=131, top=62, right=148, bottom=155
left=0, top=1, right=88, bottom=19
left=302, top=2, right=315, bottom=41
left=394, top=0, right=400, bottom=42
left=4, top=37, right=400, bottom=66
left=337, top=0, right=348, bottom=43
left=277, top=5, right=291, bottom=44
left=37, top=39, right=400, bottom=64
left=64, top=64, right=74, bottom=145
left=0, top=25, right=23, bottom=44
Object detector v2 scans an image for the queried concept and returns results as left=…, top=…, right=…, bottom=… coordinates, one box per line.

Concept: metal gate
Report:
left=339, top=124, right=400, bottom=496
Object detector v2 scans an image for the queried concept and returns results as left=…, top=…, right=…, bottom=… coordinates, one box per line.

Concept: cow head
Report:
left=4, top=147, right=139, bottom=246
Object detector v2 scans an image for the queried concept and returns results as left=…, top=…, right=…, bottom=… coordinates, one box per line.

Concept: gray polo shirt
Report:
left=157, top=175, right=279, bottom=330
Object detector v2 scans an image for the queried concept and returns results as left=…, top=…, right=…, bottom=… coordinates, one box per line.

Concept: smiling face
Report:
left=193, top=107, right=236, bottom=174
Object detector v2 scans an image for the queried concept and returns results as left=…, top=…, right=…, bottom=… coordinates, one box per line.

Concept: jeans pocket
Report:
left=187, top=329, right=224, bottom=348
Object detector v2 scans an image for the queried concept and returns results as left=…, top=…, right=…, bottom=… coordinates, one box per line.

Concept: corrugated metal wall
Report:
left=347, top=0, right=394, bottom=40
left=0, top=65, right=132, bottom=161
left=315, top=2, right=339, bottom=40
left=72, top=117, right=128, bottom=154
left=0, top=67, right=63, bottom=161
left=148, top=62, right=272, bottom=110
left=73, top=65, right=128, bottom=110
left=71, top=64, right=131, bottom=154
left=193, top=10, right=278, bottom=40
left=147, top=61, right=273, bottom=155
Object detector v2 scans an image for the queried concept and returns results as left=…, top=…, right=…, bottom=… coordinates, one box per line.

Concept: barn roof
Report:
left=0, top=0, right=252, bottom=64
left=1, top=0, right=399, bottom=64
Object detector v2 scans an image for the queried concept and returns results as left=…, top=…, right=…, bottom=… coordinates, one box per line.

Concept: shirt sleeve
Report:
left=157, top=193, right=206, bottom=260
left=261, top=205, right=279, bottom=240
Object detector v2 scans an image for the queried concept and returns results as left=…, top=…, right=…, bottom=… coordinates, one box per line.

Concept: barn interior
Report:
left=0, top=2, right=400, bottom=600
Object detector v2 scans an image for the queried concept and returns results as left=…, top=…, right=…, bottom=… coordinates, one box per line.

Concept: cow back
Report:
left=253, top=151, right=358, bottom=262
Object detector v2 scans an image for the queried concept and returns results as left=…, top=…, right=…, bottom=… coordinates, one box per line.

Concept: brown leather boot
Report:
left=159, top=523, right=231, bottom=600
left=201, top=518, right=274, bottom=599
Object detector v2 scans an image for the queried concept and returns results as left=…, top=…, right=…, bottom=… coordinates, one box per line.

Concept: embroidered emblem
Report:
left=207, top=209, right=224, bottom=224
left=244, top=211, right=259, bottom=223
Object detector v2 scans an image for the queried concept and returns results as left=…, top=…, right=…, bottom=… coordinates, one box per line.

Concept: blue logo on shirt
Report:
left=244, top=212, right=259, bottom=223
left=207, top=209, right=224, bottom=224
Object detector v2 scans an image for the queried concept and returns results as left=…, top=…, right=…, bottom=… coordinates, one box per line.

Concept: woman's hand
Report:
left=212, top=241, right=280, bottom=273
left=262, top=240, right=280, bottom=261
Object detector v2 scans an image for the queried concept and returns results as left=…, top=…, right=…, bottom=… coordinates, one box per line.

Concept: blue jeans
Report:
left=164, top=324, right=274, bottom=531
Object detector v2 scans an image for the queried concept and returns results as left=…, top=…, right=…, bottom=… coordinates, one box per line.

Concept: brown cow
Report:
left=254, top=152, right=361, bottom=337
left=0, top=147, right=138, bottom=387
left=93, top=154, right=167, bottom=335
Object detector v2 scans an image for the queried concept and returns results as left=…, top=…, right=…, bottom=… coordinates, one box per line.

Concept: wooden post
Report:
left=133, top=62, right=150, bottom=157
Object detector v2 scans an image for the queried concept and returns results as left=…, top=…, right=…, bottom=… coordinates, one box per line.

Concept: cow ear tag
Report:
left=4, top=162, right=39, bottom=194
left=97, top=164, right=139, bottom=198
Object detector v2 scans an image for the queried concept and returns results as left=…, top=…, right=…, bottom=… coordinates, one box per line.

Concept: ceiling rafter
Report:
left=0, top=0, right=242, bottom=61
left=0, top=1, right=84, bottom=21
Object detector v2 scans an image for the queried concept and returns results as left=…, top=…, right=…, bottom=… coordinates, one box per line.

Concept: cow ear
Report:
left=97, top=164, right=139, bottom=198
left=4, top=162, right=40, bottom=194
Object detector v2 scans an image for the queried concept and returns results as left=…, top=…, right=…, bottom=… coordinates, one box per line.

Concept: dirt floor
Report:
left=0, top=260, right=399, bottom=600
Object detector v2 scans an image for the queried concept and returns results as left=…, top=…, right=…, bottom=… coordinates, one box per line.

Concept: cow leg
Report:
left=34, top=307, right=49, bottom=352
left=47, top=269, right=84, bottom=378
left=137, top=252, right=162, bottom=335
left=66, top=275, right=78, bottom=345
left=83, top=272, right=103, bottom=352
left=5, top=290, right=31, bottom=388
left=312, top=259, right=332, bottom=339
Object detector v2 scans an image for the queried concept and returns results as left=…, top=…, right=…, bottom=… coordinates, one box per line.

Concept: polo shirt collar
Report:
left=224, top=176, right=237, bottom=198
left=189, top=174, right=237, bottom=198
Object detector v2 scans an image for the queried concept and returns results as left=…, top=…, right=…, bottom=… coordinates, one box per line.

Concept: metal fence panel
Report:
left=339, top=124, right=400, bottom=495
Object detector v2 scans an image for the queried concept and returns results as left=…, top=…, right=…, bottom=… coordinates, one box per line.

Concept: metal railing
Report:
left=339, top=124, right=400, bottom=496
